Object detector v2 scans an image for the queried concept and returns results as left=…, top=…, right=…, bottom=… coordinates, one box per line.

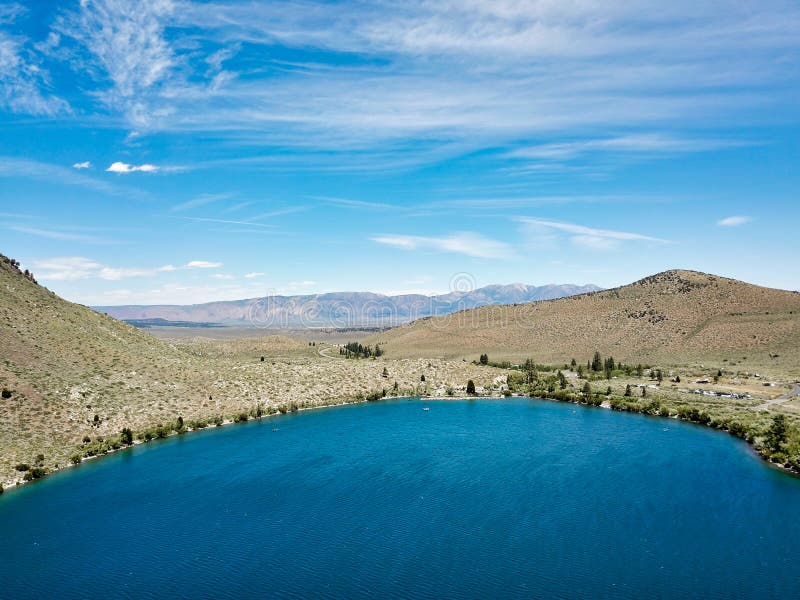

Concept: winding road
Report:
left=755, top=384, right=800, bottom=411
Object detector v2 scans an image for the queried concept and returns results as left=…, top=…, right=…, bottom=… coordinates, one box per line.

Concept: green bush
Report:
left=770, top=451, right=788, bottom=464
left=23, top=467, right=46, bottom=481
left=70, top=454, right=82, bottom=465
left=14, top=463, right=29, bottom=472
left=120, top=427, right=134, bottom=445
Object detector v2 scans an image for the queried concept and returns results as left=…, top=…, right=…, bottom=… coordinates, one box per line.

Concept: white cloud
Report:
left=718, top=216, right=752, bottom=227
left=106, top=161, right=159, bottom=173
left=32, top=256, right=153, bottom=281
left=185, top=260, right=222, bottom=269
left=30, top=256, right=226, bottom=282
left=244, top=272, right=265, bottom=278
left=372, top=232, right=513, bottom=259
left=72, top=161, right=91, bottom=169
left=517, top=217, right=669, bottom=250
left=0, top=156, right=149, bottom=200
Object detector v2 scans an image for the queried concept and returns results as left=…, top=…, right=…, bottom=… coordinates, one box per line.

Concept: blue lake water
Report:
left=2, top=398, right=800, bottom=599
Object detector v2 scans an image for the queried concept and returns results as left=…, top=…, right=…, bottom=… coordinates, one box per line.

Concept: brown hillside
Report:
left=368, top=270, right=800, bottom=376
left=0, top=254, right=500, bottom=487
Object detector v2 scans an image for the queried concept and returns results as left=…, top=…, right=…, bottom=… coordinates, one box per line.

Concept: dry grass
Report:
left=0, top=256, right=502, bottom=486
left=368, top=270, right=800, bottom=378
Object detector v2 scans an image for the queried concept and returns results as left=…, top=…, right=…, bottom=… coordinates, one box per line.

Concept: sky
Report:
left=1, top=0, right=799, bottom=305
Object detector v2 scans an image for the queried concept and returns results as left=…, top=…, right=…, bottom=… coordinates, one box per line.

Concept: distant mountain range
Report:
left=93, top=283, right=603, bottom=328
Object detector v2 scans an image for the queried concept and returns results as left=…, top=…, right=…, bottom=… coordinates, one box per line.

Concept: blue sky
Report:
left=1, top=0, right=799, bottom=305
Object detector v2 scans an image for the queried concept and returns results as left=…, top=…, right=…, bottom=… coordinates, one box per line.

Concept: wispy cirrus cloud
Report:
left=171, top=192, right=233, bottom=212
left=507, top=135, right=756, bottom=161
left=0, top=4, right=68, bottom=116
left=72, top=161, right=91, bottom=169
left=9, top=225, right=115, bottom=245
left=371, top=232, right=513, bottom=259
left=517, top=217, right=670, bottom=250
left=5, top=0, right=800, bottom=175
left=54, top=0, right=177, bottom=128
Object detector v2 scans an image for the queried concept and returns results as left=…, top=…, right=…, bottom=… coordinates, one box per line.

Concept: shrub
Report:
left=466, top=380, right=476, bottom=395
left=728, top=422, right=747, bottom=438
left=234, top=412, right=249, bottom=423
left=1, top=388, right=11, bottom=399
left=770, top=451, right=788, bottom=464
left=120, top=427, right=134, bottom=445
left=70, top=454, right=82, bottom=465
left=14, top=463, right=29, bottom=472
left=23, top=467, right=47, bottom=481
left=765, top=414, right=789, bottom=453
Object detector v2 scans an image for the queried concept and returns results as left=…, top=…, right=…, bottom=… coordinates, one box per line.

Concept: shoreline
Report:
left=2, top=392, right=796, bottom=494
left=0, top=394, right=376, bottom=493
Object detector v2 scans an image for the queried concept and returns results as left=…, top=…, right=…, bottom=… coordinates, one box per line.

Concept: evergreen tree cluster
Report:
left=340, top=342, right=384, bottom=358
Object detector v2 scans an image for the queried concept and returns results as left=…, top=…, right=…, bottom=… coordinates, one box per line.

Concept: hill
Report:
left=93, top=283, right=602, bottom=328
left=0, top=254, right=501, bottom=487
left=367, top=270, right=800, bottom=376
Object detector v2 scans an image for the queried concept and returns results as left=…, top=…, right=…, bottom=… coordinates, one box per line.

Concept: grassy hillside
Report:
left=368, top=270, right=800, bottom=377
left=0, top=254, right=501, bottom=487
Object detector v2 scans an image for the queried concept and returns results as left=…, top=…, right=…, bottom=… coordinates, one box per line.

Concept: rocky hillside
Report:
left=0, top=253, right=500, bottom=487
left=368, top=270, right=800, bottom=376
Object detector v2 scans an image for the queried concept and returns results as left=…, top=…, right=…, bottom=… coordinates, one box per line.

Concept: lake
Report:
left=2, top=398, right=799, bottom=598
